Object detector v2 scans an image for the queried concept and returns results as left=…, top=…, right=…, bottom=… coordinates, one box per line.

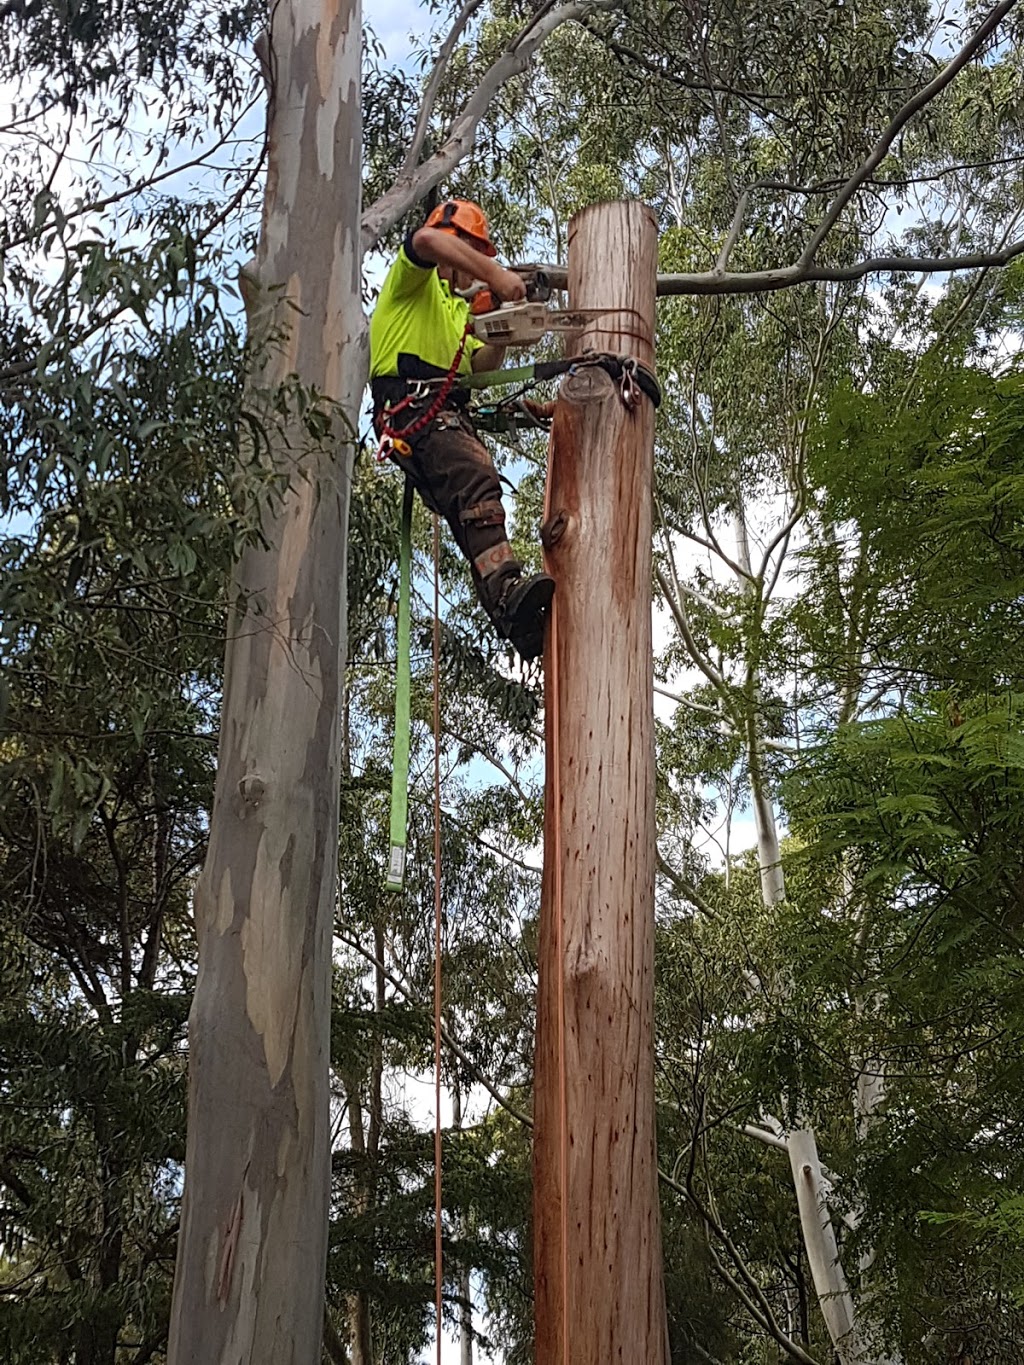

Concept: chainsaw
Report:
left=462, top=268, right=616, bottom=348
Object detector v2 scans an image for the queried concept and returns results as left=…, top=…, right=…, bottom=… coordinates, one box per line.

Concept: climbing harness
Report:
left=395, top=352, right=661, bottom=440
left=455, top=351, right=658, bottom=404
left=374, top=319, right=473, bottom=462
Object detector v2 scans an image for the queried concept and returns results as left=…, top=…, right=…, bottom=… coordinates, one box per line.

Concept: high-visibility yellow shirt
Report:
left=369, top=236, right=483, bottom=380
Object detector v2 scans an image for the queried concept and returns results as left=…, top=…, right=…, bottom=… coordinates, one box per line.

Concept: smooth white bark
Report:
left=731, top=499, right=866, bottom=1359
left=788, top=1130, right=858, bottom=1358
left=167, top=1, right=363, bottom=1359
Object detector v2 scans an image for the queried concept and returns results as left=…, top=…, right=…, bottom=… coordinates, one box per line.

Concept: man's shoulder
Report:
left=379, top=234, right=436, bottom=299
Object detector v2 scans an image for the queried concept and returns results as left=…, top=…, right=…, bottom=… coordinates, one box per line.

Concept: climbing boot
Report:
left=496, top=572, right=555, bottom=661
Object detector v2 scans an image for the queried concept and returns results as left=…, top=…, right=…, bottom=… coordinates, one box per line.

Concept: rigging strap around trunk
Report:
left=462, top=352, right=661, bottom=407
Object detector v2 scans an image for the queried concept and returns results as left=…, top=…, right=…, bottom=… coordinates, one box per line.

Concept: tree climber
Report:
left=370, top=199, right=555, bottom=661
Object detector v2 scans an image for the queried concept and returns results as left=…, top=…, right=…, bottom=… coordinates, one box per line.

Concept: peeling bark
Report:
left=166, top=0, right=364, bottom=1358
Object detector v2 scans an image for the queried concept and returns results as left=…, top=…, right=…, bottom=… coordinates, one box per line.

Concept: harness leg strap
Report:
left=460, top=499, right=506, bottom=528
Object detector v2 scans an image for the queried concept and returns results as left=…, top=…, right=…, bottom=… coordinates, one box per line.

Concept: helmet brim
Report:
left=437, top=225, right=497, bottom=258
left=468, top=235, right=498, bottom=258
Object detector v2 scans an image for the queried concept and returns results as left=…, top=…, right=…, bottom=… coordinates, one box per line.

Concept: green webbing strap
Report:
left=386, top=479, right=414, bottom=892
left=460, top=362, right=539, bottom=390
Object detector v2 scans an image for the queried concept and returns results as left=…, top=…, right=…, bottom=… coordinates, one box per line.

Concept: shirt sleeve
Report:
left=380, top=234, right=436, bottom=301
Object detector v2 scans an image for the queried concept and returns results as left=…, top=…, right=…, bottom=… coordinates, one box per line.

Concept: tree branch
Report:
left=444, top=727, right=532, bottom=803
left=3, top=97, right=261, bottom=254
left=717, top=185, right=751, bottom=273
left=656, top=849, right=719, bottom=920
left=742, top=1122, right=790, bottom=1155
left=653, top=684, right=725, bottom=720
left=397, top=0, right=493, bottom=182
left=361, top=0, right=622, bottom=250
left=334, top=928, right=532, bottom=1130
left=322, top=1311, right=351, bottom=1365
left=800, top=0, right=1021, bottom=266
left=532, top=235, right=1024, bottom=296
left=658, top=1165, right=822, bottom=1365
left=655, top=566, right=731, bottom=696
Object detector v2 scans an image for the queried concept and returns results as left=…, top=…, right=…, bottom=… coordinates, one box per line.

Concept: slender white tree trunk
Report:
left=787, top=1130, right=857, bottom=1353
left=733, top=507, right=785, bottom=906
left=345, top=1071, right=374, bottom=1365
left=452, top=1085, right=474, bottom=1365
left=166, top=0, right=365, bottom=1358
left=733, top=501, right=863, bottom=1364
left=849, top=860, right=902, bottom=1365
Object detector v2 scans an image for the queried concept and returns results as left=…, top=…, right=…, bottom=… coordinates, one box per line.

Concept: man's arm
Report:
left=410, top=228, right=526, bottom=302
left=472, top=342, right=507, bottom=372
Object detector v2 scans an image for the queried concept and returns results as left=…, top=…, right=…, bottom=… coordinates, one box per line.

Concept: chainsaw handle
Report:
left=460, top=267, right=549, bottom=312
left=510, top=265, right=553, bottom=302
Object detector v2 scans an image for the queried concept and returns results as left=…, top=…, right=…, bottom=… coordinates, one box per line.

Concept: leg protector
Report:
left=473, top=540, right=517, bottom=578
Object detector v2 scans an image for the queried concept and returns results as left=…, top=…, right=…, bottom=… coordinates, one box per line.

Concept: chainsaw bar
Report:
left=471, top=301, right=615, bottom=348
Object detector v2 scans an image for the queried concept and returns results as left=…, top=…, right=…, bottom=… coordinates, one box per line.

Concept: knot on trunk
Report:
left=239, top=774, right=267, bottom=808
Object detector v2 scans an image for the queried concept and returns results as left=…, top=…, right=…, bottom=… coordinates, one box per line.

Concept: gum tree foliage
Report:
left=642, top=336, right=1024, bottom=1361
left=1, top=0, right=274, bottom=1356
left=0, top=264, right=254, bottom=1361
left=776, top=354, right=1024, bottom=1361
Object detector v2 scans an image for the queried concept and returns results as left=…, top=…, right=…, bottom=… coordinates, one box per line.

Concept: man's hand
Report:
left=489, top=267, right=527, bottom=302
left=522, top=398, right=556, bottom=422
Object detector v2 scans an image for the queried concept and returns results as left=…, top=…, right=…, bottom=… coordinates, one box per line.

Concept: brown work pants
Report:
left=382, top=403, right=521, bottom=622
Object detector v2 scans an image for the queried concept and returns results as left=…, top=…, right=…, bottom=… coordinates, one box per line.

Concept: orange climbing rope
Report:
left=542, top=446, right=571, bottom=1365
left=432, top=513, right=444, bottom=1365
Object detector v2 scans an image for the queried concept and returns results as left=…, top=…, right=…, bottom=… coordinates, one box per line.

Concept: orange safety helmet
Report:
left=424, top=199, right=498, bottom=257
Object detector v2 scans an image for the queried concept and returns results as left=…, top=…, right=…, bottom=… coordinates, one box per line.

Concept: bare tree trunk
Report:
left=346, top=927, right=385, bottom=1365
left=166, top=0, right=364, bottom=1358
left=733, top=505, right=785, bottom=906
left=452, top=1084, right=473, bottom=1365
left=849, top=861, right=901, bottom=1365
left=787, top=1130, right=856, bottom=1349
left=733, top=500, right=863, bottom=1361
left=534, top=199, right=669, bottom=1365
left=459, top=1273, right=473, bottom=1365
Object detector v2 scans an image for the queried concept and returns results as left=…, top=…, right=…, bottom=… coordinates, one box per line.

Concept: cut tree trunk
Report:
left=165, top=0, right=364, bottom=1359
left=533, top=199, right=670, bottom=1365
